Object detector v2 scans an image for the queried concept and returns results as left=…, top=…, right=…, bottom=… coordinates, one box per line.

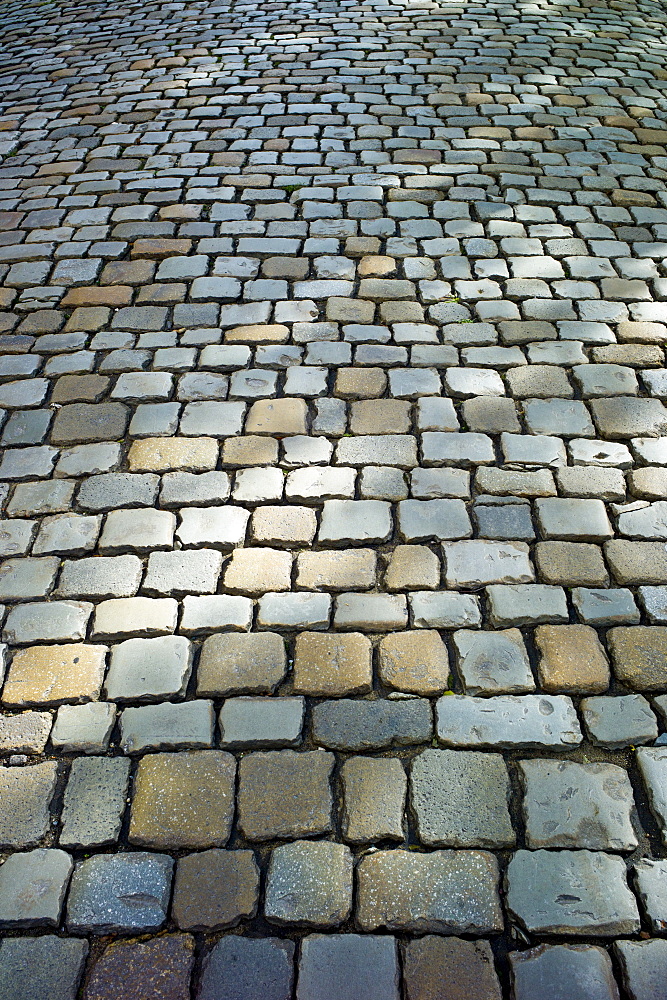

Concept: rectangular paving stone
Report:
left=50, top=701, right=116, bottom=755
left=198, top=937, right=294, bottom=1000
left=436, top=694, right=582, bottom=749
left=356, top=849, right=502, bottom=934
left=341, top=756, right=406, bottom=844
left=81, top=934, right=195, bottom=1000
left=3, top=644, right=107, bottom=707
left=607, top=626, right=667, bottom=690
left=535, top=624, right=610, bottom=694
left=297, top=935, right=399, bottom=1000
left=510, top=945, right=619, bottom=1000
left=312, top=698, right=432, bottom=750
left=129, top=751, right=236, bottom=849
left=57, top=554, right=142, bottom=599
left=410, top=592, right=482, bottom=629
left=403, top=937, right=502, bottom=1000
left=2, top=600, right=92, bottom=644
left=120, top=700, right=215, bottom=753
left=633, top=859, right=667, bottom=935
left=453, top=628, right=535, bottom=695
left=0, top=761, right=58, bottom=848
left=0, top=711, right=52, bottom=754
left=0, top=848, right=72, bottom=928
left=581, top=694, right=658, bottom=749
left=60, top=756, right=130, bottom=848
left=486, top=584, right=569, bottom=626
left=0, top=936, right=88, bottom=1000
left=92, top=596, right=178, bottom=639
left=333, top=593, right=407, bottom=630
left=443, top=540, right=534, bottom=588
left=0, top=557, right=59, bottom=602
left=219, top=696, right=304, bottom=748
left=143, top=549, right=223, bottom=596
left=197, top=632, right=287, bottom=695
left=506, top=849, right=640, bottom=936
left=637, top=747, right=667, bottom=847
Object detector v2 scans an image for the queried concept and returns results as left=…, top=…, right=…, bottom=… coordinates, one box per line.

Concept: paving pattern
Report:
left=2, top=0, right=667, bottom=995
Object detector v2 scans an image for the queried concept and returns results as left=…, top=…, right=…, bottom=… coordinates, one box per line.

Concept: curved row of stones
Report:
left=2, top=0, right=667, bottom=996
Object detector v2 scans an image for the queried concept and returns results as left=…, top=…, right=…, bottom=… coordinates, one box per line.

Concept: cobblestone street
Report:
left=2, top=0, right=667, bottom=995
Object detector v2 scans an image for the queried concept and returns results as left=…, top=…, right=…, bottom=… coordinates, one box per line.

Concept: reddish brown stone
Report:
left=51, top=375, right=110, bottom=404
left=130, top=239, right=192, bottom=259
left=61, top=286, right=132, bottom=307
left=172, top=849, right=260, bottom=930
left=403, top=936, right=502, bottom=1000
left=83, top=934, right=194, bottom=1000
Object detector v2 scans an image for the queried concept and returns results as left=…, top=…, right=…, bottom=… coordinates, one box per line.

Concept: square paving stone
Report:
left=197, top=937, right=295, bottom=1000
left=506, top=850, right=640, bottom=936
left=510, top=944, right=620, bottom=1000
left=519, top=759, right=637, bottom=850
left=66, top=852, right=173, bottom=933
left=637, top=748, right=667, bottom=846
left=378, top=630, right=450, bottom=695
left=237, top=749, right=334, bottom=841
left=341, top=756, right=406, bottom=843
left=292, top=632, right=372, bottom=696
left=615, top=939, right=667, bottom=1000
left=51, top=402, right=129, bottom=444
left=535, top=625, right=610, bottom=694
left=452, top=628, right=535, bottom=695
left=0, top=761, right=58, bottom=848
left=312, top=698, right=432, bottom=750
left=297, top=935, right=399, bottom=1000
left=197, top=632, right=287, bottom=695
left=60, top=756, right=131, bottom=848
left=129, top=751, right=236, bottom=849
left=2, top=643, right=107, bottom=707
left=172, top=849, right=259, bottom=930
left=0, top=936, right=88, bottom=1000
left=104, top=635, right=193, bottom=702
left=50, top=701, right=116, bottom=753
left=397, top=499, right=471, bottom=542
left=0, top=711, right=52, bottom=754
left=219, top=697, right=304, bottom=748
left=436, top=694, right=581, bottom=749
left=403, top=936, right=502, bottom=1000
left=0, top=848, right=72, bottom=928
left=607, top=627, right=667, bottom=690
left=580, top=695, right=658, bottom=749
left=82, top=934, right=195, bottom=1000
left=411, top=749, right=515, bottom=849
left=356, top=849, right=502, bottom=934
left=265, top=840, right=353, bottom=927
left=633, top=858, right=667, bottom=934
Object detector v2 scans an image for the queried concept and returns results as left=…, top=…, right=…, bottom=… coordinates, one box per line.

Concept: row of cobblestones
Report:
left=3, top=0, right=667, bottom=995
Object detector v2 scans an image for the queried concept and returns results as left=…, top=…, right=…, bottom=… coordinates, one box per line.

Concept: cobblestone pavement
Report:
left=3, top=0, right=667, bottom=995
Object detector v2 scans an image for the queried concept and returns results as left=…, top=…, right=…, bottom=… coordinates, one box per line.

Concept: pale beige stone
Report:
left=350, top=400, right=411, bottom=435
left=128, top=437, right=218, bottom=472
left=296, top=550, right=377, bottom=591
left=385, top=545, right=441, bottom=591
left=292, top=632, right=372, bottom=696
left=223, top=547, right=292, bottom=595
left=335, top=367, right=387, bottom=399
left=379, top=630, right=450, bottom=695
left=221, top=435, right=278, bottom=467
left=2, top=643, right=107, bottom=707
left=245, top=398, right=307, bottom=436
left=251, top=506, right=317, bottom=546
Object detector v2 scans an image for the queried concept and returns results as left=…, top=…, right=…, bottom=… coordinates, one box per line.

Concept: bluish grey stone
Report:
left=312, top=698, right=432, bottom=750
left=615, top=940, right=667, bottom=1000
left=120, top=700, right=215, bottom=753
left=265, top=840, right=353, bottom=927
left=453, top=628, right=535, bottom=694
left=197, top=936, right=294, bottom=1000
left=66, top=852, right=173, bottom=933
left=506, top=850, right=640, bottom=936
left=297, top=935, right=399, bottom=1000
left=0, top=849, right=72, bottom=928
left=104, top=635, right=193, bottom=702
left=581, top=695, right=658, bottom=749
left=60, top=756, right=131, bottom=848
left=436, top=694, right=582, bottom=749
left=572, top=587, right=640, bottom=625
left=633, top=859, right=667, bottom=934
left=0, top=935, right=88, bottom=1000
left=219, top=697, right=305, bottom=748
left=510, top=945, right=620, bottom=1000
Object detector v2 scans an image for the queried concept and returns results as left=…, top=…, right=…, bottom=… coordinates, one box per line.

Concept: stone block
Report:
left=66, top=853, right=173, bottom=933
left=265, top=840, right=353, bottom=927
left=172, top=849, right=259, bottom=930
left=237, top=749, right=334, bottom=841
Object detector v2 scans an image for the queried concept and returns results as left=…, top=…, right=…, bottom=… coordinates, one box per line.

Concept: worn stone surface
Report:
left=82, top=935, right=195, bottom=1000
left=198, top=937, right=294, bottom=1000
left=237, top=750, right=334, bottom=841
left=615, top=940, right=667, bottom=1000
left=452, top=629, right=535, bottom=695
left=312, top=698, right=432, bottom=750
left=633, top=859, right=667, bottom=934
left=2, top=643, right=106, bottom=707
left=297, top=935, right=400, bottom=1000
left=341, top=756, right=406, bottom=843
left=0, top=762, right=58, bottom=848
left=519, top=760, right=637, bottom=850
left=607, top=627, right=667, bottom=690
left=535, top=625, right=610, bottom=694
left=403, top=937, right=502, bottom=1000
left=506, top=850, right=641, bottom=936
left=265, top=840, right=353, bottom=927
left=436, top=695, right=582, bottom=749
left=0, top=848, right=72, bottom=928
left=66, top=853, right=173, bottom=933
left=0, top=936, right=88, bottom=1000
left=637, top=748, right=667, bottom=846
left=510, top=945, right=620, bottom=1000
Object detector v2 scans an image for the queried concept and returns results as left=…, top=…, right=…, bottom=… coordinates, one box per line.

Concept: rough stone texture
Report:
left=198, top=937, right=294, bottom=1000
left=104, top=635, right=192, bottom=702
left=82, top=935, right=195, bottom=1000
left=219, top=696, right=304, bottom=748
left=237, top=750, right=334, bottom=841
left=197, top=632, right=286, bottom=695
left=312, top=698, right=432, bottom=750
left=66, top=853, right=173, bottom=933
left=633, top=859, right=667, bottom=934
left=519, top=759, right=637, bottom=850
left=357, top=849, right=502, bottom=934
left=581, top=695, right=658, bottom=749
left=120, top=700, right=215, bottom=753
left=452, top=628, right=535, bottom=695
left=607, top=627, right=667, bottom=690
left=506, top=850, right=641, bottom=936
left=0, top=936, right=88, bottom=1000
left=172, top=849, right=260, bottom=930
left=403, top=937, right=502, bottom=1000
left=0, top=762, right=58, bottom=848
left=637, top=748, right=667, bottom=846
left=292, top=632, right=372, bottom=696
left=297, top=935, right=400, bottom=1000
left=411, top=749, right=515, bottom=848
left=510, top=945, right=620, bottom=1000
left=129, top=751, right=235, bottom=849
left=341, top=756, right=406, bottom=843
left=0, top=848, right=72, bottom=928
left=60, top=756, right=130, bottom=848
left=265, top=839, right=353, bottom=927
left=378, top=630, right=449, bottom=695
